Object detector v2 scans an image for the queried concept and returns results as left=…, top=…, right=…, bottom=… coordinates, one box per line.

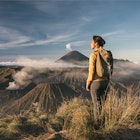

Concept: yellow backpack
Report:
left=96, top=47, right=113, bottom=79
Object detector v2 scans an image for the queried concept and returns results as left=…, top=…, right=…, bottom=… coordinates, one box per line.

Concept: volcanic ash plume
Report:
left=66, top=43, right=72, bottom=51
left=6, top=67, right=38, bottom=90
left=7, top=81, right=20, bottom=90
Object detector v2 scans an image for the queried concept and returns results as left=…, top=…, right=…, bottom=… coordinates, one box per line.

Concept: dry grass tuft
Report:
left=56, top=91, right=140, bottom=140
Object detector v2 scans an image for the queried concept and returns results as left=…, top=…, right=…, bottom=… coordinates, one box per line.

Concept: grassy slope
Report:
left=0, top=89, right=139, bottom=140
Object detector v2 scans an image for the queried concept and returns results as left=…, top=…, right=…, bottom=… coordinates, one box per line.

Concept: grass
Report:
left=0, top=103, right=47, bottom=140
left=0, top=89, right=139, bottom=140
left=56, top=91, right=140, bottom=140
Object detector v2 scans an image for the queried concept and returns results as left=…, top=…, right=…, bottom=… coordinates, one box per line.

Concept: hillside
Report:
left=1, top=83, right=79, bottom=117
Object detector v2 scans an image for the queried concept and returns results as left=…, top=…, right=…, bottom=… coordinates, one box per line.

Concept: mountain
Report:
left=57, top=50, right=89, bottom=64
left=1, top=83, right=79, bottom=117
left=57, top=50, right=133, bottom=66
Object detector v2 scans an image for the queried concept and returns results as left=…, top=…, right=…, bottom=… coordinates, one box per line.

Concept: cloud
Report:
left=0, top=2, right=95, bottom=51
left=80, top=16, right=94, bottom=22
left=0, top=26, right=76, bottom=49
left=65, top=40, right=89, bottom=51
left=33, top=34, right=73, bottom=45
left=0, top=26, right=32, bottom=49
left=19, top=32, right=77, bottom=48
left=102, top=30, right=125, bottom=37
left=0, top=61, right=17, bottom=66
left=1, top=56, right=86, bottom=68
left=71, top=40, right=88, bottom=47
left=0, top=36, right=31, bottom=49
left=5, top=55, right=140, bottom=90
left=112, top=61, right=140, bottom=84
left=5, top=56, right=87, bottom=89
left=66, top=43, right=72, bottom=51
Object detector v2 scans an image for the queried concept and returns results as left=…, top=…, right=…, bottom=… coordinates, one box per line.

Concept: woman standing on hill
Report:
left=86, top=35, right=113, bottom=119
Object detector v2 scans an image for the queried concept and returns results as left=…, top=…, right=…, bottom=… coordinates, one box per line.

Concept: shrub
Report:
left=56, top=98, right=91, bottom=129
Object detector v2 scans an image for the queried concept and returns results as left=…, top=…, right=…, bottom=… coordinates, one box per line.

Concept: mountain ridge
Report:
left=1, top=82, right=79, bottom=117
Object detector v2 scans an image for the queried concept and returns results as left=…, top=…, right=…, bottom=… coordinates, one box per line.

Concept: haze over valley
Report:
left=0, top=51, right=140, bottom=117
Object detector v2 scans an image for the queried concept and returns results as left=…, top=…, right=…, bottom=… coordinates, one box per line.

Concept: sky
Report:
left=0, top=0, right=140, bottom=63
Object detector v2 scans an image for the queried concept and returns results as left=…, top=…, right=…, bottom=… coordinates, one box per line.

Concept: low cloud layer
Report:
left=1, top=56, right=78, bottom=68
left=5, top=56, right=86, bottom=90
left=3, top=56, right=140, bottom=90
left=112, top=61, right=140, bottom=83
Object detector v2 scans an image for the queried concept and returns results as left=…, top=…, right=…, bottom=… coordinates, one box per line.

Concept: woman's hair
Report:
left=93, top=35, right=105, bottom=47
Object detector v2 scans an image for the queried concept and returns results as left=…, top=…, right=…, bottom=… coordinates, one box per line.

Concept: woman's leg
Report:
left=90, top=80, right=109, bottom=120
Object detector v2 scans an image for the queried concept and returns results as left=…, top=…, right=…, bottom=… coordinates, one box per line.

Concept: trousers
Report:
left=90, top=80, right=109, bottom=120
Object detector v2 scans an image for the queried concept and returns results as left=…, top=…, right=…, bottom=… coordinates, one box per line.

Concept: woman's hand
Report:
left=86, top=83, right=90, bottom=91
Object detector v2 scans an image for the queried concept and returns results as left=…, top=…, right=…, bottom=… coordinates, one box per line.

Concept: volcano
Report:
left=1, top=83, right=79, bottom=117
left=57, top=50, right=89, bottom=64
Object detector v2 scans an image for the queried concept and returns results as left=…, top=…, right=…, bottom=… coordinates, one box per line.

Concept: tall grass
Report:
left=102, top=92, right=139, bottom=130
left=56, top=91, right=140, bottom=140
left=0, top=89, right=139, bottom=140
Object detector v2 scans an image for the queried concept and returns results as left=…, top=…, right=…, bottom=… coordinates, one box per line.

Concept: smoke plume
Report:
left=6, top=67, right=39, bottom=90
left=66, top=43, right=72, bottom=51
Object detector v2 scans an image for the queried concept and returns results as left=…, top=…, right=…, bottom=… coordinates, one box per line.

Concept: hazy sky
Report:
left=0, top=0, right=140, bottom=62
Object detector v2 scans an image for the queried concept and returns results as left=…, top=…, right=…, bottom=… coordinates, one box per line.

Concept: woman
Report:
left=86, top=35, right=113, bottom=119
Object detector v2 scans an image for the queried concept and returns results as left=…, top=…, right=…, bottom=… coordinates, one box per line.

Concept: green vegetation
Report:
left=0, top=90, right=140, bottom=140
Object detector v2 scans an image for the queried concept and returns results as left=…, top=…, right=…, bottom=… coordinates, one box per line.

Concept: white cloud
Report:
left=71, top=40, right=88, bottom=47
left=18, top=33, right=76, bottom=48
left=80, top=16, right=96, bottom=23
left=0, top=56, right=84, bottom=68
left=34, top=34, right=72, bottom=45
left=102, top=30, right=125, bottom=37
left=0, top=26, right=31, bottom=49
left=0, top=36, right=31, bottom=49
left=0, top=26, right=76, bottom=49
